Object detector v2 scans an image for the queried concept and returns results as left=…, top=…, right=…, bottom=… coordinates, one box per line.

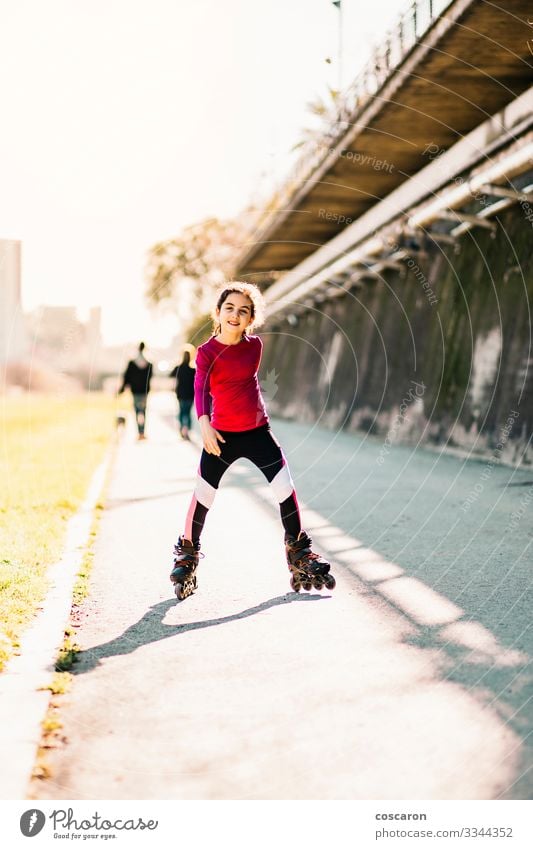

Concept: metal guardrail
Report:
left=244, top=0, right=455, bottom=246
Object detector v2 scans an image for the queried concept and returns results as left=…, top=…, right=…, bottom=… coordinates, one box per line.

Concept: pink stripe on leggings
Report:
left=184, top=494, right=198, bottom=542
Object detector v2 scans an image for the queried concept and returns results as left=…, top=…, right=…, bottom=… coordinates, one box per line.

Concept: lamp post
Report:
left=331, top=0, right=343, bottom=90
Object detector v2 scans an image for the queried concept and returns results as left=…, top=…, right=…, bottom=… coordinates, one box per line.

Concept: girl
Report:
left=170, top=282, right=336, bottom=600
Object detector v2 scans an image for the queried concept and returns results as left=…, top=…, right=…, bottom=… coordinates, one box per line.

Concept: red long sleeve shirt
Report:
left=194, top=334, right=269, bottom=432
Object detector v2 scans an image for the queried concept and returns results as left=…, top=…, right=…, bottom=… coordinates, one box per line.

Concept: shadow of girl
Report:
left=73, top=592, right=327, bottom=674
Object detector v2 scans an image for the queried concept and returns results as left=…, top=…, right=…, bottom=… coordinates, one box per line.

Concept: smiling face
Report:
left=216, top=291, right=254, bottom=338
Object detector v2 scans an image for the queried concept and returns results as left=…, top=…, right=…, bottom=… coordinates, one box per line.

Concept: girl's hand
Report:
left=199, top=416, right=225, bottom=456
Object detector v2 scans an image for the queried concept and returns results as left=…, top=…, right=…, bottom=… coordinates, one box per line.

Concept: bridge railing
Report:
left=244, top=0, right=454, bottom=253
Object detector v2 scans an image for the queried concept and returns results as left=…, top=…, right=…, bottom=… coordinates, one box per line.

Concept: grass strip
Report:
left=0, top=392, right=114, bottom=670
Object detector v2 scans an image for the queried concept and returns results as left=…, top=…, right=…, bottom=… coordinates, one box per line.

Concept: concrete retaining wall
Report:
left=261, top=204, right=533, bottom=465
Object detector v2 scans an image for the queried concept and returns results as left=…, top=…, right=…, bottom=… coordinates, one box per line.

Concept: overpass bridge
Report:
left=236, top=0, right=533, bottom=277
left=262, top=85, right=533, bottom=320
left=235, top=0, right=533, bottom=463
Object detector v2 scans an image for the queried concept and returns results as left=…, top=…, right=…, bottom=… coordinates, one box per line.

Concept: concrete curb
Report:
left=0, top=448, right=113, bottom=799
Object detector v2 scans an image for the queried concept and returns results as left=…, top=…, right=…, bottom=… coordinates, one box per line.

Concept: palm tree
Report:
left=292, top=85, right=341, bottom=151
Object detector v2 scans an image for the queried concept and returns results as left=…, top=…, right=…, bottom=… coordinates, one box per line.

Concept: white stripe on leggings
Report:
left=269, top=463, right=295, bottom=503
left=194, top=475, right=217, bottom=508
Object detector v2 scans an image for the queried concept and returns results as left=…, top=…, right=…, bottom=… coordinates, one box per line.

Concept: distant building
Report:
left=25, top=304, right=105, bottom=386
left=0, top=239, right=27, bottom=362
left=29, top=306, right=84, bottom=356
left=86, top=307, right=102, bottom=355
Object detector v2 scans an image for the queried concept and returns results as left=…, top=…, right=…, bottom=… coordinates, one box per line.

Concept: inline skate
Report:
left=285, top=530, right=336, bottom=593
left=170, top=536, right=201, bottom=600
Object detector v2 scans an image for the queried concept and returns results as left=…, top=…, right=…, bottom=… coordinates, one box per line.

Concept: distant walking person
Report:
left=118, top=342, right=153, bottom=440
left=170, top=347, right=196, bottom=440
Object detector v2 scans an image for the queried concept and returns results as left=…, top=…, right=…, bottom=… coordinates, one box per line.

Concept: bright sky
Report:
left=0, top=0, right=407, bottom=345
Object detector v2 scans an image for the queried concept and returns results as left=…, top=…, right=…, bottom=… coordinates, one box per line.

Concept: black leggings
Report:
left=183, top=424, right=301, bottom=544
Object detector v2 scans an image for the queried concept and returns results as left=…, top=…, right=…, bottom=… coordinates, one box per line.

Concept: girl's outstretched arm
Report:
left=194, top=347, right=212, bottom=420
left=198, top=414, right=226, bottom=456
left=194, top=347, right=225, bottom=455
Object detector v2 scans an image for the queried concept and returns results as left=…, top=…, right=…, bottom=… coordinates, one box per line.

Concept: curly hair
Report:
left=211, top=281, right=265, bottom=336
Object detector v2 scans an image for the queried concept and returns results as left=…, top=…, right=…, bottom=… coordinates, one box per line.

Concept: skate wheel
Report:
left=324, top=575, right=336, bottom=590
left=312, top=577, right=324, bottom=590
left=302, top=580, right=313, bottom=592
left=174, top=583, right=185, bottom=600
left=290, top=575, right=301, bottom=592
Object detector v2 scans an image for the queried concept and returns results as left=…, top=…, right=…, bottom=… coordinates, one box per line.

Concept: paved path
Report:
left=29, top=394, right=532, bottom=799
